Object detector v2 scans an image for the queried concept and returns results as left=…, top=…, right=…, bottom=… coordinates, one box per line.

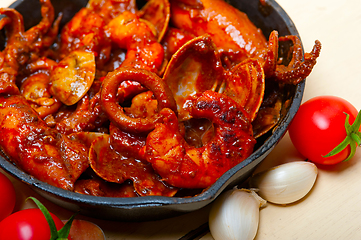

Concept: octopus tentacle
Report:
left=262, top=30, right=279, bottom=78
left=169, top=0, right=321, bottom=84
left=23, top=0, right=55, bottom=44
left=274, top=38, right=322, bottom=84
left=0, top=8, right=25, bottom=95
left=42, top=12, right=62, bottom=51
left=0, top=0, right=56, bottom=95
left=0, top=8, right=25, bottom=43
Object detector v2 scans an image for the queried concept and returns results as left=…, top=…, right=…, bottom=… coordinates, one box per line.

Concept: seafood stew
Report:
left=0, top=0, right=320, bottom=220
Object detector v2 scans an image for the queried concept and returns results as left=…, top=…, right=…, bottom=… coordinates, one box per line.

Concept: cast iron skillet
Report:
left=0, top=0, right=304, bottom=221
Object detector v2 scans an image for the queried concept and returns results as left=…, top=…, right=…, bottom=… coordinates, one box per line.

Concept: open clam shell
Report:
left=0, top=0, right=305, bottom=221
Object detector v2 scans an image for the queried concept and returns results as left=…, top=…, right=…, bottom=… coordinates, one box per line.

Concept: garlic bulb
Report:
left=249, top=161, right=318, bottom=204
left=209, top=188, right=266, bottom=240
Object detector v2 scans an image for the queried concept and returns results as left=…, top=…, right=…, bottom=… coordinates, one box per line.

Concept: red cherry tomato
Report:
left=288, top=96, right=359, bottom=165
left=0, top=208, right=66, bottom=240
left=0, top=171, right=16, bottom=221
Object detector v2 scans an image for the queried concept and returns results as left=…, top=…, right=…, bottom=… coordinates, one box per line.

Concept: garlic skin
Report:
left=209, top=189, right=266, bottom=240
left=249, top=161, right=318, bottom=204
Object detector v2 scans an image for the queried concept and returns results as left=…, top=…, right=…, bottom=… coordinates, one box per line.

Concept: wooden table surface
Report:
left=1, top=0, right=361, bottom=239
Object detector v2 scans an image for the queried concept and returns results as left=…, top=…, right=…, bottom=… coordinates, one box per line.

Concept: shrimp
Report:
left=106, top=10, right=164, bottom=74
left=170, top=0, right=267, bottom=64
left=170, top=0, right=321, bottom=84
left=143, top=90, right=256, bottom=188
left=0, top=0, right=322, bottom=198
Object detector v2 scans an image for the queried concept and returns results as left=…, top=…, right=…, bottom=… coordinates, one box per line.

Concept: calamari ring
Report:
left=100, top=67, right=177, bottom=133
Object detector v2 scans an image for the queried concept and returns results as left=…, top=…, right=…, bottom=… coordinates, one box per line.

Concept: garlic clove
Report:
left=249, top=161, right=318, bottom=204
left=209, top=188, right=266, bottom=240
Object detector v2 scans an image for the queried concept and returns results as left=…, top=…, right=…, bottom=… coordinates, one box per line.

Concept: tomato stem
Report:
left=351, top=133, right=361, bottom=145
left=27, top=197, right=76, bottom=240
left=27, top=197, right=59, bottom=240
left=323, top=110, right=361, bottom=161
left=58, top=212, right=77, bottom=239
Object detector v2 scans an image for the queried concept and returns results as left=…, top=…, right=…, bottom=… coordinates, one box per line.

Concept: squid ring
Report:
left=101, top=67, right=177, bottom=133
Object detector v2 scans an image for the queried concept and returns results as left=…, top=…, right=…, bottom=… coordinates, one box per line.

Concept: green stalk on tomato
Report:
left=289, top=95, right=361, bottom=165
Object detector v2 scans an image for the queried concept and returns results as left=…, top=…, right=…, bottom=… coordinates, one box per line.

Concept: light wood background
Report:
left=1, top=0, right=361, bottom=239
